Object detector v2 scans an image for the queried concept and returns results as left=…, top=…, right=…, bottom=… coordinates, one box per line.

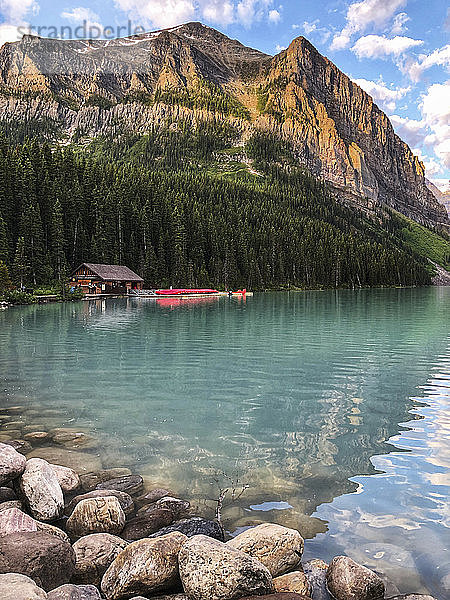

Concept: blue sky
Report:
left=0, top=0, right=449, bottom=188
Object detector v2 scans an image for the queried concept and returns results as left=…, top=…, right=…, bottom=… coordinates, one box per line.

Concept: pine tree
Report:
left=50, top=199, right=67, bottom=282
left=12, top=237, right=29, bottom=289
left=0, top=260, right=12, bottom=291
left=0, top=215, right=8, bottom=264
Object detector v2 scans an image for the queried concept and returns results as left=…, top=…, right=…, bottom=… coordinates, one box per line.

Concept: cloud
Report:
left=351, top=35, right=423, bottom=59
left=331, top=0, right=407, bottom=51
left=0, top=0, right=40, bottom=47
left=113, top=0, right=276, bottom=29
left=389, top=114, right=425, bottom=148
left=404, top=44, right=450, bottom=82
left=430, top=178, right=450, bottom=193
left=389, top=81, right=450, bottom=176
left=353, top=78, right=410, bottom=111
left=275, top=43, right=286, bottom=52
left=420, top=81, right=450, bottom=169
left=391, top=12, right=409, bottom=35
left=268, top=9, right=280, bottom=24
left=61, top=7, right=103, bottom=31
left=303, top=20, right=318, bottom=35
left=0, top=0, right=39, bottom=23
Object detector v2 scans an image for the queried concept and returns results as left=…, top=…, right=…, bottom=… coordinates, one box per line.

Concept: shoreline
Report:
left=0, top=405, right=442, bottom=600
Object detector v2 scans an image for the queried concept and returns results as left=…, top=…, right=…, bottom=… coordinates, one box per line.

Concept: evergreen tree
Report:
left=0, top=215, right=8, bottom=264
left=0, top=260, right=12, bottom=291
left=12, top=237, right=29, bottom=289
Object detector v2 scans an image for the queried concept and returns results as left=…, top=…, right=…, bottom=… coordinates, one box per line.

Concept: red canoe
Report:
left=154, top=289, right=219, bottom=296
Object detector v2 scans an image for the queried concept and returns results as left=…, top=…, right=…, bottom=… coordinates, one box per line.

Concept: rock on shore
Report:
left=101, top=531, right=187, bottom=599
left=72, top=533, right=129, bottom=586
left=326, top=556, right=385, bottom=600
left=179, top=534, right=274, bottom=600
left=0, top=442, right=27, bottom=484
left=66, top=497, right=125, bottom=538
left=17, top=458, right=64, bottom=522
left=227, top=523, right=304, bottom=577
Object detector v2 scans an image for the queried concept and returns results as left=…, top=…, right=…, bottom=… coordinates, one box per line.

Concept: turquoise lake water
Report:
left=0, top=289, right=449, bottom=598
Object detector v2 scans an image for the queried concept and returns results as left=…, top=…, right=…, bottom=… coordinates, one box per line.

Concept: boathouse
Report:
left=70, top=263, right=144, bottom=295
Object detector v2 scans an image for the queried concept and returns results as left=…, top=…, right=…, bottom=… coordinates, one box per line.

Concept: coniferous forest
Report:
left=0, top=121, right=446, bottom=291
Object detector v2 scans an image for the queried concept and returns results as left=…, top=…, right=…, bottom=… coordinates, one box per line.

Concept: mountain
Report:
left=0, top=22, right=448, bottom=232
left=426, top=179, right=450, bottom=216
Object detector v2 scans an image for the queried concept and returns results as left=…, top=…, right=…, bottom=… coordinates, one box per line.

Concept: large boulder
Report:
left=79, top=468, right=132, bottom=492
left=0, top=572, right=48, bottom=600
left=51, top=464, right=81, bottom=494
left=72, top=533, right=129, bottom=586
left=66, top=496, right=125, bottom=538
left=101, top=531, right=187, bottom=599
left=27, top=448, right=102, bottom=474
left=96, top=475, right=144, bottom=497
left=0, top=442, right=27, bottom=485
left=65, top=489, right=134, bottom=517
left=17, top=458, right=64, bottom=521
left=47, top=584, right=101, bottom=600
left=150, top=516, right=224, bottom=541
left=273, top=571, right=312, bottom=597
left=0, top=531, right=76, bottom=590
left=0, top=499, right=22, bottom=511
left=227, top=523, right=304, bottom=577
left=326, top=556, right=385, bottom=600
left=179, top=534, right=274, bottom=600
left=121, top=509, right=174, bottom=541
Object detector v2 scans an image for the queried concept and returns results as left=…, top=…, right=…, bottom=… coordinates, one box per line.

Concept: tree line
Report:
left=0, top=128, right=433, bottom=290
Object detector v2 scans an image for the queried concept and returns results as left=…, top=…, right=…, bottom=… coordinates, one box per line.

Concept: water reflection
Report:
left=0, top=289, right=449, bottom=597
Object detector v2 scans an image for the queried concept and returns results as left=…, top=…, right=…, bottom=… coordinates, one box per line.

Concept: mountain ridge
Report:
left=0, top=21, right=448, bottom=231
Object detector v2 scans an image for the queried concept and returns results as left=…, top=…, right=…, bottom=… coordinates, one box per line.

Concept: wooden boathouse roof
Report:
left=72, top=263, right=144, bottom=282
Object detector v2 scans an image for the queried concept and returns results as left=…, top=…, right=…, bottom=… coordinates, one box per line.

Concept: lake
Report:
left=0, top=288, right=449, bottom=598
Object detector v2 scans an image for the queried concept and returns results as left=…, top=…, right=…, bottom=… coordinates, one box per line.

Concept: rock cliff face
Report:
left=0, top=22, right=448, bottom=229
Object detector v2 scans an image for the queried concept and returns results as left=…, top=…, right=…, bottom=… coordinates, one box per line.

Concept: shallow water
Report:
left=1, top=289, right=449, bottom=598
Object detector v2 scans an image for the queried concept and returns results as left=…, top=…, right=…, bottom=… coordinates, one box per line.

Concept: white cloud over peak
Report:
left=113, top=0, right=277, bottom=29
left=389, top=114, right=425, bottom=148
left=331, top=0, right=407, bottom=51
left=351, top=34, right=423, bottom=59
left=353, top=78, right=410, bottom=111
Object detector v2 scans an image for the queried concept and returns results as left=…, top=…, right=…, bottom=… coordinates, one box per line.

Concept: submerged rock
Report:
left=0, top=442, right=27, bottom=485
left=101, top=531, right=187, bottom=599
left=155, top=496, right=190, bottom=517
left=179, top=534, right=274, bottom=600
left=79, top=468, right=132, bottom=492
left=66, top=496, right=125, bottom=538
left=65, top=489, right=134, bottom=517
left=135, top=488, right=172, bottom=507
left=227, top=523, right=304, bottom=577
left=122, top=509, right=174, bottom=541
left=17, top=458, right=64, bottom=521
left=0, top=531, right=76, bottom=591
left=303, top=559, right=330, bottom=600
left=150, top=516, right=224, bottom=541
left=51, top=464, right=81, bottom=494
left=326, top=556, right=385, bottom=600
left=27, top=448, right=102, bottom=474
left=47, top=584, right=102, bottom=600
left=24, top=432, right=50, bottom=444
left=49, top=428, right=97, bottom=450
left=273, top=571, right=312, bottom=597
left=96, top=474, right=144, bottom=496
left=0, top=572, right=48, bottom=600
left=3, top=439, right=33, bottom=454
left=72, top=533, right=129, bottom=586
